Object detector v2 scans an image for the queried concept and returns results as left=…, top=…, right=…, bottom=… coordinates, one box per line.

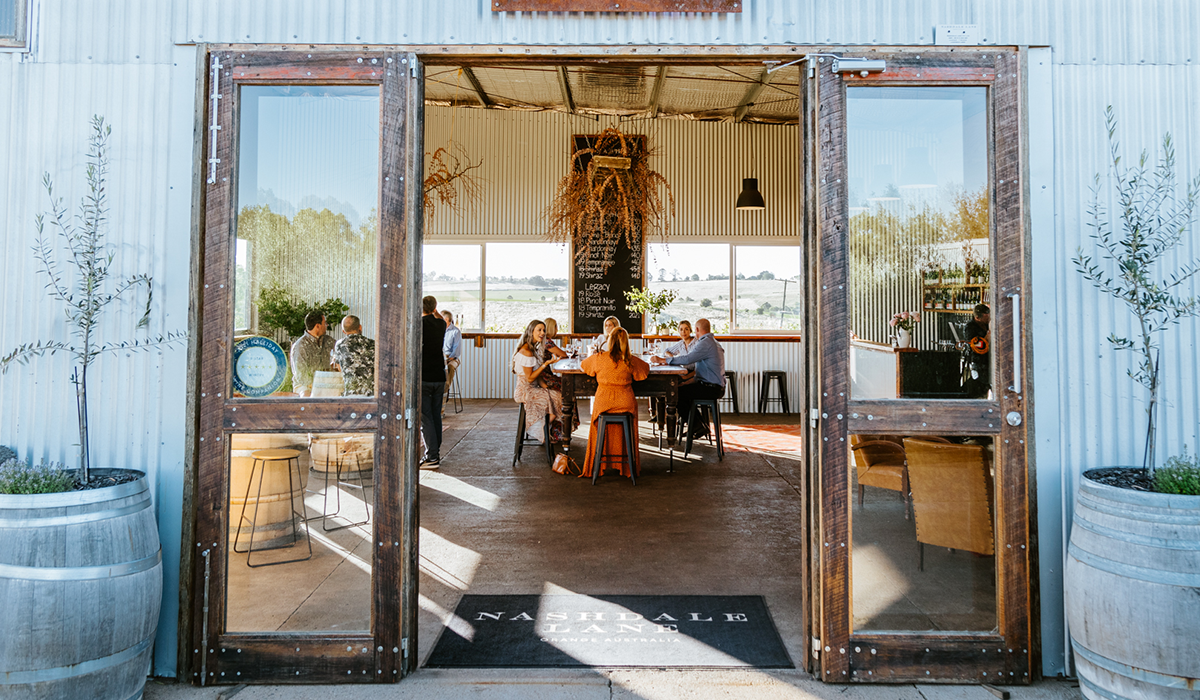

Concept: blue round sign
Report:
left=233, top=336, right=288, bottom=397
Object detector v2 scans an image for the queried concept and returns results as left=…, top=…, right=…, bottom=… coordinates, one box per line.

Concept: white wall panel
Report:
left=424, top=105, right=800, bottom=241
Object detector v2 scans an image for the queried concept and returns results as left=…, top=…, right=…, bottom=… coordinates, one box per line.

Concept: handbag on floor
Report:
left=551, top=453, right=580, bottom=476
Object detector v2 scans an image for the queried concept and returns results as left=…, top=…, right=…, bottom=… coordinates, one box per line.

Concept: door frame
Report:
left=186, top=47, right=423, bottom=684
left=813, top=49, right=1034, bottom=683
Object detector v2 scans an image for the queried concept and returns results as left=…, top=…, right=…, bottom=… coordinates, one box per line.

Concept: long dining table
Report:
left=550, top=357, right=689, bottom=457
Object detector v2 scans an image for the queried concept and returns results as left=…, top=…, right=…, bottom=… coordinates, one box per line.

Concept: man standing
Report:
left=331, top=314, right=375, bottom=396
left=963, top=303, right=991, bottom=399
left=651, top=318, right=725, bottom=439
left=420, top=296, right=447, bottom=467
left=441, top=310, right=462, bottom=412
left=290, top=310, right=335, bottom=397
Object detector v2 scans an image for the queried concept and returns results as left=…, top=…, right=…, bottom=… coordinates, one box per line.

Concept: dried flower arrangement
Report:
left=547, top=127, right=675, bottom=272
left=424, top=142, right=483, bottom=218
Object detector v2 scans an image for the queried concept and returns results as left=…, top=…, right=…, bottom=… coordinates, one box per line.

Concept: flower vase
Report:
left=896, top=328, right=912, bottom=348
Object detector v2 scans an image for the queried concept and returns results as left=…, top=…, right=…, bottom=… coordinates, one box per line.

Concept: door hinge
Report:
left=812, top=636, right=821, bottom=657
left=405, top=408, right=414, bottom=430
left=810, top=408, right=820, bottom=429
left=401, top=637, right=409, bottom=662
left=206, top=55, right=223, bottom=185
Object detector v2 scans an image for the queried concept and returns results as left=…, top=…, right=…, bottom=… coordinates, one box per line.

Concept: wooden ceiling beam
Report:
left=733, top=67, right=772, bottom=123
left=557, top=66, right=576, bottom=114
left=647, top=66, right=667, bottom=118
left=461, top=67, right=492, bottom=108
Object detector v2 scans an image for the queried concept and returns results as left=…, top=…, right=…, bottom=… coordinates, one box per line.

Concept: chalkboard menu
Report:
left=570, top=135, right=646, bottom=335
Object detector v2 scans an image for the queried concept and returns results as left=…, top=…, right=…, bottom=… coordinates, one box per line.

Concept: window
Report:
left=423, top=245, right=482, bottom=331
left=422, top=242, right=570, bottom=332
left=647, top=243, right=732, bottom=334
left=734, top=246, right=802, bottom=331
left=485, top=243, right=570, bottom=332
left=0, top=0, right=26, bottom=47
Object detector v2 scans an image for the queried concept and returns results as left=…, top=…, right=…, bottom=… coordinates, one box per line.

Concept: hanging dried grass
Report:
left=424, top=143, right=484, bottom=218
left=547, top=127, right=675, bottom=272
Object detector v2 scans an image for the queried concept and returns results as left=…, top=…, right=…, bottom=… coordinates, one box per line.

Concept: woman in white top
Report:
left=591, top=316, right=620, bottom=353
left=512, top=319, right=564, bottom=443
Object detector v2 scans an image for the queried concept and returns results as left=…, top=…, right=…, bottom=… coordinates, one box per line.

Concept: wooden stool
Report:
left=720, top=370, right=741, bottom=414
left=592, top=413, right=637, bottom=485
left=233, top=448, right=312, bottom=568
left=685, top=399, right=725, bottom=461
left=758, top=370, right=791, bottom=413
left=310, top=436, right=372, bottom=532
left=512, top=403, right=553, bottom=468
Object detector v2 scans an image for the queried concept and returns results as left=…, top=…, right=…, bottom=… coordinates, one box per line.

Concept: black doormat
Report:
left=425, top=594, right=793, bottom=668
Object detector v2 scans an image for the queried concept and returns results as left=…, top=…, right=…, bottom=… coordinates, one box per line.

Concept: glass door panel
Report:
left=232, top=85, right=380, bottom=400
left=847, top=87, right=992, bottom=401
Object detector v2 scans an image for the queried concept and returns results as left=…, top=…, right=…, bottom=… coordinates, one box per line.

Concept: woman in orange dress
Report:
left=581, top=328, right=650, bottom=478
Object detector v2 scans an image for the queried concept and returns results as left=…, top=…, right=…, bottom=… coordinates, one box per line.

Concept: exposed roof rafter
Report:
left=557, top=66, right=576, bottom=114
left=732, top=67, right=772, bottom=123
left=648, top=66, right=668, bottom=118
left=461, top=67, right=493, bottom=108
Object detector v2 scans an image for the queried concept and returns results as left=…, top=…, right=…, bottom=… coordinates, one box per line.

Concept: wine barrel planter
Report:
left=0, top=469, right=161, bottom=700
left=308, top=433, right=374, bottom=477
left=1065, top=470, right=1200, bottom=699
left=229, top=434, right=310, bottom=548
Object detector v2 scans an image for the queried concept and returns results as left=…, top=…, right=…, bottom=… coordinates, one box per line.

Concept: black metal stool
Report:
left=758, top=370, right=791, bottom=413
left=309, top=436, right=372, bottom=532
left=512, top=403, right=553, bottom=468
left=720, top=370, right=741, bottom=414
left=445, top=366, right=463, bottom=414
left=592, top=412, right=637, bottom=485
left=685, top=399, right=725, bottom=461
left=233, top=448, right=313, bottom=568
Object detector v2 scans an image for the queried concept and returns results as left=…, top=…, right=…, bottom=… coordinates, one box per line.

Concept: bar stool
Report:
left=233, top=448, right=313, bottom=568
left=512, top=403, right=553, bottom=468
left=685, top=399, right=725, bottom=461
left=720, top=370, right=741, bottom=414
left=445, top=368, right=463, bottom=414
left=592, top=412, right=637, bottom=485
left=758, top=370, right=791, bottom=413
left=310, top=436, right=372, bottom=532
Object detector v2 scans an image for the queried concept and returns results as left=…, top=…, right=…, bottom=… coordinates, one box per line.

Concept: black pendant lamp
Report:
left=736, top=178, right=766, bottom=210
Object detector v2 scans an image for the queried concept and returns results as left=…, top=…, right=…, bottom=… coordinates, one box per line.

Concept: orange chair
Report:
left=902, top=437, right=995, bottom=571
left=850, top=435, right=910, bottom=519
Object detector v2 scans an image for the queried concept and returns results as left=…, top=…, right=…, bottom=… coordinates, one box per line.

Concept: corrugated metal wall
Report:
left=456, top=336, right=802, bottom=409
left=424, top=105, right=800, bottom=241
left=5, top=0, right=1200, bottom=683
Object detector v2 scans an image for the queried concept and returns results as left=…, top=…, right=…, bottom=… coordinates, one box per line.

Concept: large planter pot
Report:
left=0, top=469, right=162, bottom=700
left=1065, top=469, right=1200, bottom=699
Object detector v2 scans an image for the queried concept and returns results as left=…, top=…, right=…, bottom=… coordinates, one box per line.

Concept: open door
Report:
left=812, top=50, right=1033, bottom=683
left=190, top=49, right=423, bottom=684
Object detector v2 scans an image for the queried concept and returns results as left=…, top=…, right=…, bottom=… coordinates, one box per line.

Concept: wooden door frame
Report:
left=813, top=49, right=1033, bottom=683
left=186, top=47, right=422, bottom=684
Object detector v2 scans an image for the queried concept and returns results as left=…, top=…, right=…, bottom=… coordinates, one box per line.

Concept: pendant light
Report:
left=736, top=178, right=765, bottom=210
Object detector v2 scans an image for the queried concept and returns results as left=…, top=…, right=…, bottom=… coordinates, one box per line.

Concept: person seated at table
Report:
left=651, top=318, right=725, bottom=440
left=650, top=320, right=697, bottom=421
left=591, top=316, right=620, bottom=353
left=581, top=327, right=650, bottom=479
left=539, top=317, right=579, bottom=431
left=512, top=319, right=563, bottom=444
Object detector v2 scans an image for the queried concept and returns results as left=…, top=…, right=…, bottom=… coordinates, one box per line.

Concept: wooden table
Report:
left=550, top=357, right=689, bottom=456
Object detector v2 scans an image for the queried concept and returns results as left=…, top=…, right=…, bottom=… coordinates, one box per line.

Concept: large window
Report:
left=647, top=243, right=732, bottom=334
left=734, top=246, right=802, bottom=331
left=422, top=242, right=570, bottom=332
left=0, top=0, right=25, bottom=47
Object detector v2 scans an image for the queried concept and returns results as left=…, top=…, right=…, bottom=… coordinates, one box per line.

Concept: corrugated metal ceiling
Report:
left=424, top=62, right=804, bottom=123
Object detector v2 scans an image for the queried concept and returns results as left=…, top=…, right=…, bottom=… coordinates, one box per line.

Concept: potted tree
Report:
left=0, top=117, right=184, bottom=699
left=1065, top=108, right=1200, bottom=700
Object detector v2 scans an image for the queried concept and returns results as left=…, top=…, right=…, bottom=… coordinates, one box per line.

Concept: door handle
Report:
left=1007, top=292, right=1021, bottom=395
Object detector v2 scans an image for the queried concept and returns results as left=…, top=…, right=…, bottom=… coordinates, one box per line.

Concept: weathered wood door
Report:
left=189, top=49, right=423, bottom=684
left=811, top=49, right=1034, bottom=683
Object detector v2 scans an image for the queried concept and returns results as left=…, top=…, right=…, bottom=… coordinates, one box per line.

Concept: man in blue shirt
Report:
left=441, top=310, right=462, bottom=413
left=651, top=318, right=725, bottom=439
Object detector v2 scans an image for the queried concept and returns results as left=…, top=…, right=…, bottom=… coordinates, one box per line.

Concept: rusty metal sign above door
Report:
left=491, top=0, right=741, bottom=11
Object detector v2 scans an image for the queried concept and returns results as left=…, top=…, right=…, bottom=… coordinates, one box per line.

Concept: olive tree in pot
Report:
left=0, top=116, right=185, bottom=700
left=1065, top=107, right=1200, bottom=700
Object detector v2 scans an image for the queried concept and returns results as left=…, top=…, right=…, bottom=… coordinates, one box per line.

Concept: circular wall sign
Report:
left=232, top=336, right=288, bottom=397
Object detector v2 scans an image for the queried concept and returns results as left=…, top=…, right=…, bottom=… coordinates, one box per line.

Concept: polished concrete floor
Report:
left=223, top=399, right=997, bottom=661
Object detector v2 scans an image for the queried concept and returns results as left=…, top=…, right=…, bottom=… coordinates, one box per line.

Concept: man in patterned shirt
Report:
left=290, top=310, right=335, bottom=397
left=332, top=314, right=375, bottom=396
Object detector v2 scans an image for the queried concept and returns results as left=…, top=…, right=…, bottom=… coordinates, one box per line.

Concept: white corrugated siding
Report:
left=455, top=337, right=802, bottom=409
left=424, top=105, right=800, bottom=241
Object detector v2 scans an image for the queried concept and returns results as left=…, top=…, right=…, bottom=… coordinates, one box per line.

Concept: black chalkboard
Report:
left=570, top=135, right=646, bottom=335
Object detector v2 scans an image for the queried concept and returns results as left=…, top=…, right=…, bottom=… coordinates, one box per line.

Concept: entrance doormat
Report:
left=424, top=594, right=793, bottom=668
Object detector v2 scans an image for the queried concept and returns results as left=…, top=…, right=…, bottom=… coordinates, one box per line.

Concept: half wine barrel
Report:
left=1066, top=471, right=1200, bottom=699
left=308, top=433, right=374, bottom=476
left=229, top=434, right=309, bottom=549
left=0, top=469, right=161, bottom=700
left=310, top=370, right=343, bottom=397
